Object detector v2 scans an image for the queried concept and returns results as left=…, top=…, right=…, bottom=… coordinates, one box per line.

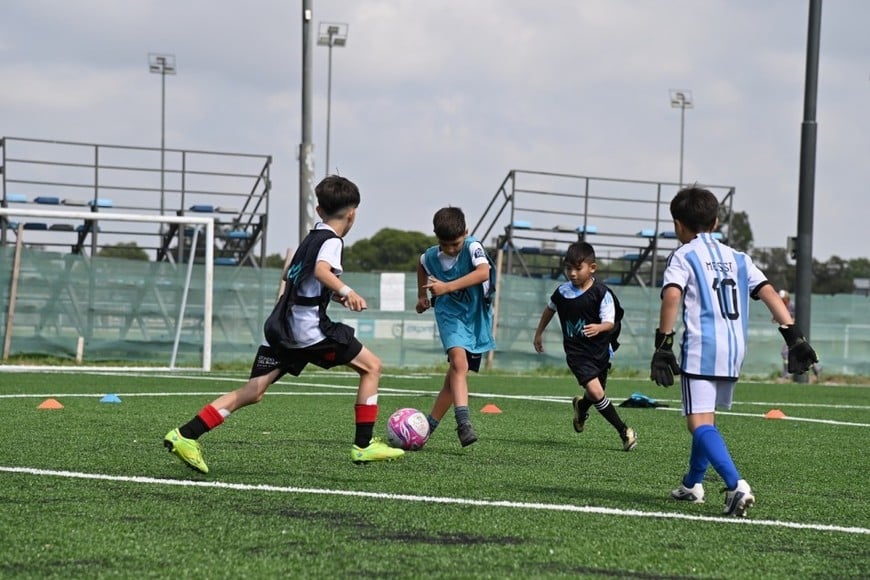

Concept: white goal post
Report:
left=0, top=207, right=215, bottom=371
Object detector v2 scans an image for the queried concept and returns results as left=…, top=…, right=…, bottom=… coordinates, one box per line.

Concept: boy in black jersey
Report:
left=163, top=175, right=404, bottom=473
left=533, top=242, right=637, bottom=451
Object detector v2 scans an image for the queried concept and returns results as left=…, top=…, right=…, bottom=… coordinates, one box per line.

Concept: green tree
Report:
left=97, top=242, right=149, bottom=261
left=344, top=228, right=436, bottom=272
left=264, top=253, right=288, bottom=269
left=726, top=210, right=753, bottom=252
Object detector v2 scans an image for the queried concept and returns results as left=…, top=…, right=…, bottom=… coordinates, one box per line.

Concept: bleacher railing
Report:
left=472, top=169, right=735, bottom=286
left=0, top=136, right=271, bottom=268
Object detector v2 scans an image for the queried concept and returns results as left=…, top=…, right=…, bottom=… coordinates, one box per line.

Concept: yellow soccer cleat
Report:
left=164, top=428, right=209, bottom=473
left=351, top=437, right=405, bottom=464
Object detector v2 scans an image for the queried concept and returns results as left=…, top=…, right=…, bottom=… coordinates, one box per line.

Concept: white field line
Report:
left=0, top=466, right=866, bottom=536
left=3, top=370, right=867, bottom=428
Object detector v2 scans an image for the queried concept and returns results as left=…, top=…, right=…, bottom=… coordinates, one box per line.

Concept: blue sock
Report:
left=426, top=414, right=440, bottom=433
left=454, top=406, right=470, bottom=426
left=683, top=426, right=711, bottom=486
left=694, top=424, right=740, bottom=490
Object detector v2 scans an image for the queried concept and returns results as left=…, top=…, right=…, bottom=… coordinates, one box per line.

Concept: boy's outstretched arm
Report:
left=533, top=307, right=555, bottom=353
left=758, top=284, right=819, bottom=374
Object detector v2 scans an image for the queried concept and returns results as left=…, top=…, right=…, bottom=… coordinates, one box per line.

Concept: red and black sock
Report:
left=354, top=404, right=377, bottom=448
left=179, top=404, right=224, bottom=440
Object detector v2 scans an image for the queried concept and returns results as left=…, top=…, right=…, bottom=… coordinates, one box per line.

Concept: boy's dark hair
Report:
left=564, top=241, right=596, bottom=266
left=670, top=187, right=719, bottom=233
left=316, top=175, right=360, bottom=219
left=433, top=206, right=466, bottom=240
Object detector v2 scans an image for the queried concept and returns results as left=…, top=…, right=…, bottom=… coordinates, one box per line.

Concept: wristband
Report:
left=337, top=285, right=353, bottom=298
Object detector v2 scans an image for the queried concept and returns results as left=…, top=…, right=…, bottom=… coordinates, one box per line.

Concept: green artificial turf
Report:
left=0, top=369, right=867, bottom=578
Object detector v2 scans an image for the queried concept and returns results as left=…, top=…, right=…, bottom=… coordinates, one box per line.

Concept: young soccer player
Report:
left=415, top=207, right=495, bottom=447
left=533, top=241, right=637, bottom=451
left=650, top=186, right=818, bottom=516
left=163, top=175, right=404, bottom=472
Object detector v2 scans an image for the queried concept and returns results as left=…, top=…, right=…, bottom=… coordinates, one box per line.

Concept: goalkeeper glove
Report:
left=779, top=325, right=819, bottom=374
left=650, top=329, right=681, bottom=387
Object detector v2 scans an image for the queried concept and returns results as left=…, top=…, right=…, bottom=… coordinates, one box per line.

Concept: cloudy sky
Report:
left=2, top=0, right=868, bottom=260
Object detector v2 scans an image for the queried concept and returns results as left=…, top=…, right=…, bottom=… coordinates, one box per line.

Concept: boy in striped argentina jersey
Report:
left=533, top=242, right=637, bottom=451
left=650, top=187, right=818, bottom=517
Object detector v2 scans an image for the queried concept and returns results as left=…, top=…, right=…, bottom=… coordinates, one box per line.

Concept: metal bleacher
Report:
left=472, top=170, right=735, bottom=286
left=0, top=136, right=271, bottom=268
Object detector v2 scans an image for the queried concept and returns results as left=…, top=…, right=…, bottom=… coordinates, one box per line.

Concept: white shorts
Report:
left=679, top=375, right=736, bottom=415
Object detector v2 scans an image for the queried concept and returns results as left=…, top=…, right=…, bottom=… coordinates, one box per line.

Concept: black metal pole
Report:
left=794, top=0, right=822, bottom=383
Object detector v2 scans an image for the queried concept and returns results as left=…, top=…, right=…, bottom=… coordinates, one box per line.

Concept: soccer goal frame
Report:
left=0, top=207, right=215, bottom=371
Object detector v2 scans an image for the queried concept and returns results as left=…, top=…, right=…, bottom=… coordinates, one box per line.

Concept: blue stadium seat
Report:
left=621, top=253, right=642, bottom=261
left=49, top=223, right=75, bottom=231
left=519, top=246, right=541, bottom=255
left=7, top=193, right=27, bottom=203
left=659, top=231, right=678, bottom=239
left=511, top=220, right=532, bottom=229
left=576, top=224, right=598, bottom=234
left=190, top=204, right=215, bottom=213
left=63, top=198, right=88, bottom=206
left=637, top=228, right=657, bottom=238
left=34, top=196, right=61, bottom=205
left=214, top=257, right=238, bottom=266
left=23, top=222, right=48, bottom=230
left=227, top=230, right=252, bottom=240
left=88, top=198, right=113, bottom=208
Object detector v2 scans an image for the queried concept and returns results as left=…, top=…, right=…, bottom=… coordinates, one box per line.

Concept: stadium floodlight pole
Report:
left=148, top=53, right=176, bottom=219
left=317, top=22, right=348, bottom=178
left=669, top=89, right=693, bottom=188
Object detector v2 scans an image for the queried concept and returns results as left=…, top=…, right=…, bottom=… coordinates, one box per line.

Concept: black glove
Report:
left=650, top=329, right=681, bottom=387
left=779, top=325, right=819, bottom=374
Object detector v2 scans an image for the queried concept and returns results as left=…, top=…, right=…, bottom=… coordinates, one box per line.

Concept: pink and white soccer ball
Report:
left=386, top=407, right=430, bottom=451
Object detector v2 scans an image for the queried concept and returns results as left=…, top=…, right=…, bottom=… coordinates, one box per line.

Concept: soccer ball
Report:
left=386, top=407, right=430, bottom=451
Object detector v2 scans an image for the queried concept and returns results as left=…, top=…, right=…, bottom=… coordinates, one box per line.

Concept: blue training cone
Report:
left=100, top=394, right=122, bottom=403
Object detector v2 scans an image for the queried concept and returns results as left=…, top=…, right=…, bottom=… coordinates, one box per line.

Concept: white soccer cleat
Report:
left=723, top=479, right=755, bottom=517
left=671, top=482, right=705, bottom=503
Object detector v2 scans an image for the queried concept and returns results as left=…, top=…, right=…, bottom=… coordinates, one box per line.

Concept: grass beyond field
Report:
left=0, top=369, right=868, bottom=578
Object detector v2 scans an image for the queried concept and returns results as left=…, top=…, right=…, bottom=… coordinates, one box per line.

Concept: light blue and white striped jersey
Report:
left=662, top=232, right=767, bottom=380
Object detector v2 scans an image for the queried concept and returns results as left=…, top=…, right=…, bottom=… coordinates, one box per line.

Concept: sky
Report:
left=1, top=0, right=868, bottom=261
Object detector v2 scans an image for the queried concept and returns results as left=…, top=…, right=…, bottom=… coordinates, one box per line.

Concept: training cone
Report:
left=764, top=409, right=787, bottom=419
left=37, top=398, right=64, bottom=410
left=480, top=403, right=502, bottom=414
left=100, top=394, right=122, bottom=403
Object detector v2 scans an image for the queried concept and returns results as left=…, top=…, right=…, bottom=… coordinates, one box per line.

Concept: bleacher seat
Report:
left=576, top=225, right=598, bottom=234
left=76, top=224, right=101, bottom=232
left=216, top=207, right=239, bottom=214
left=659, top=231, right=678, bottom=239
left=519, top=246, right=541, bottom=255
left=214, top=257, right=238, bottom=266
left=511, top=220, right=532, bottom=229
left=637, top=228, right=657, bottom=238
left=227, top=230, right=252, bottom=240
left=23, top=222, right=48, bottom=230
left=49, top=224, right=75, bottom=231
left=621, top=253, right=642, bottom=261
left=88, top=198, right=113, bottom=208
left=190, top=204, right=215, bottom=213
left=34, top=196, right=61, bottom=205
left=63, top=199, right=88, bottom=206
left=7, top=193, right=27, bottom=203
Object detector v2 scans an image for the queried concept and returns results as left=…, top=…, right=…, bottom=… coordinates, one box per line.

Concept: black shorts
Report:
left=249, top=337, right=364, bottom=381
left=567, top=357, right=611, bottom=390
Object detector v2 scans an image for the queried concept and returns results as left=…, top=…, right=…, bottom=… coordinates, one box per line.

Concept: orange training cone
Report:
left=38, top=398, right=64, bottom=410
left=480, top=403, right=502, bottom=414
left=764, top=409, right=786, bottom=419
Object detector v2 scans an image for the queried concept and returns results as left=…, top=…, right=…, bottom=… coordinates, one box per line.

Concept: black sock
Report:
left=179, top=416, right=208, bottom=440
left=578, top=396, right=594, bottom=417
left=355, top=423, right=374, bottom=448
left=594, top=397, right=627, bottom=434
